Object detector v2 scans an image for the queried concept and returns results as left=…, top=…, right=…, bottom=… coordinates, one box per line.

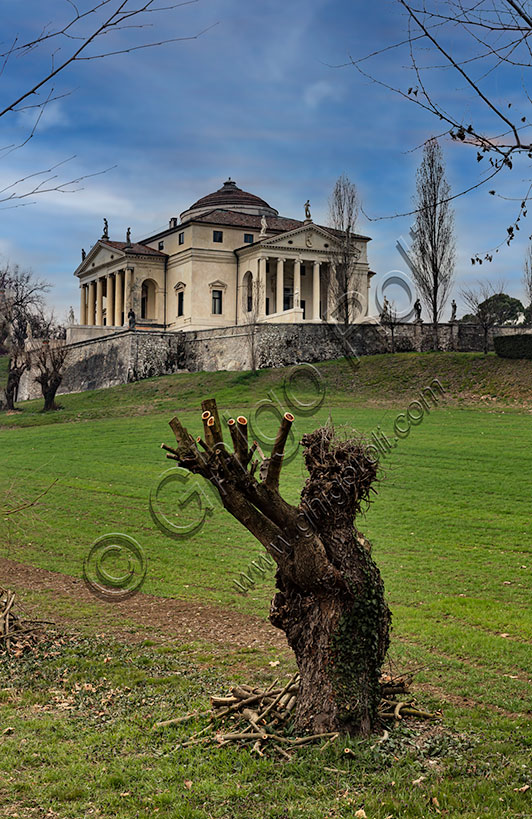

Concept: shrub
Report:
left=493, top=333, right=532, bottom=359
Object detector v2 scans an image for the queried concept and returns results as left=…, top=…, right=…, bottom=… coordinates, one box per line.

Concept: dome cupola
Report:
left=180, top=178, right=278, bottom=222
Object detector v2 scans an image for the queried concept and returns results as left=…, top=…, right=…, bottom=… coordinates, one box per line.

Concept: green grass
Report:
left=1, top=636, right=530, bottom=819
left=1, top=354, right=531, bottom=817
left=2, top=351, right=532, bottom=429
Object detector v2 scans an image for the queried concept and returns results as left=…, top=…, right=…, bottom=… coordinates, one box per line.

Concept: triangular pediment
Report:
left=260, top=223, right=341, bottom=252
left=74, top=241, right=126, bottom=278
left=209, top=279, right=228, bottom=290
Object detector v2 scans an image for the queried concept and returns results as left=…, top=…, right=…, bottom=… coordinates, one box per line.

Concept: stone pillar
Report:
left=125, top=268, right=134, bottom=315
left=258, top=257, right=267, bottom=318
left=106, top=274, right=114, bottom=327
left=312, top=261, right=321, bottom=320
left=88, top=281, right=96, bottom=326
left=276, top=258, right=284, bottom=313
left=96, top=278, right=103, bottom=325
left=115, top=271, right=123, bottom=326
left=293, top=259, right=301, bottom=309
left=80, top=284, right=87, bottom=325
left=451, top=321, right=459, bottom=352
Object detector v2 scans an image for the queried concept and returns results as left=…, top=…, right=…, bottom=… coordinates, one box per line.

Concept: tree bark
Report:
left=42, top=377, right=61, bottom=411
left=162, top=402, right=391, bottom=737
left=5, top=360, right=26, bottom=411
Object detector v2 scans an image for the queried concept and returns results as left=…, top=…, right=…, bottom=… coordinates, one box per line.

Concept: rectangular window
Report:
left=213, top=230, right=223, bottom=243
left=212, top=289, right=223, bottom=314
left=244, top=233, right=254, bottom=244
left=177, top=291, right=184, bottom=317
left=301, top=299, right=306, bottom=319
left=158, top=240, right=164, bottom=251
left=266, top=297, right=270, bottom=315
left=178, top=232, right=185, bottom=245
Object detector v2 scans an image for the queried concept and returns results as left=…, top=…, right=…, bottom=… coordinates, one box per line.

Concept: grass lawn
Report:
left=1, top=353, right=531, bottom=818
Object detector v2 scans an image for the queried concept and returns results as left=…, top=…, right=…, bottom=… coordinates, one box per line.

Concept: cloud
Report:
left=303, top=80, right=343, bottom=109
left=16, top=100, right=70, bottom=134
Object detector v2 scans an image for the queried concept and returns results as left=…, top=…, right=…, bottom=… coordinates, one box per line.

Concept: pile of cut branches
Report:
left=153, top=672, right=440, bottom=758
left=0, top=588, right=51, bottom=655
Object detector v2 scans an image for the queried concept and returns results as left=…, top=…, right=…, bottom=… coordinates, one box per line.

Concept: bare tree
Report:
left=410, top=139, right=455, bottom=350
left=162, top=401, right=391, bottom=736
left=352, top=0, right=532, bottom=253
left=380, top=300, right=401, bottom=353
left=0, top=265, right=50, bottom=410
left=241, top=277, right=265, bottom=372
left=461, top=280, right=509, bottom=354
left=31, top=318, right=68, bottom=411
left=34, top=343, right=68, bottom=412
left=524, top=243, right=532, bottom=306
left=327, top=175, right=364, bottom=325
left=1, top=1, right=212, bottom=205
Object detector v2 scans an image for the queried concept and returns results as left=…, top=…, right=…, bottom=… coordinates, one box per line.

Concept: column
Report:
left=80, top=285, right=87, bottom=325
left=88, top=281, right=96, bottom=325
left=276, top=258, right=284, bottom=313
left=106, top=274, right=115, bottom=327
left=115, top=271, right=123, bottom=326
left=312, top=261, right=321, bottom=320
left=258, top=257, right=267, bottom=318
left=96, top=278, right=103, bottom=325
left=293, top=259, right=301, bottom=309
left=125, top=268, right=134, bottom=314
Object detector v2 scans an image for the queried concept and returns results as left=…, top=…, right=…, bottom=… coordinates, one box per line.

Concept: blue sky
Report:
left=1, top=0, right=530, bottom=319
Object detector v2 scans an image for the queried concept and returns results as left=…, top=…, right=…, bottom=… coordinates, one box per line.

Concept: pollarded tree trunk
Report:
left=5, top=359, right=27, bottom=411
left=41, top=373, right=62, bottom=411
left=162, top=400, right=391, bottom=736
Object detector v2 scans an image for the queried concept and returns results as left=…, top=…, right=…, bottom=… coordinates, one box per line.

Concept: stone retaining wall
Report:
left=16, top=322, right=531, bottom=401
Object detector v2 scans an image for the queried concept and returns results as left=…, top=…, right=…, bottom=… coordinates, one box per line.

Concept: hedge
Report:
left=493, top=333, right=532, bottom=359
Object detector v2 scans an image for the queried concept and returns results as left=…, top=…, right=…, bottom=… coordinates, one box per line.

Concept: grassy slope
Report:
left=1, top=353, right=531, bottom=818
left=1, top=351, right=532, bottom=429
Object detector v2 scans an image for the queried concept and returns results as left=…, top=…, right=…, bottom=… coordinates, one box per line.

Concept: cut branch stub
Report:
left=208, top=416, right=220, bottom=447
left=236, top=416, right=248, bottom=463
left=265, top=412, right=294, bottom=490
left=202, top=410, right=215, bottom=448
left=227, top=418, right=240, bottom=454
left=169, top=416, right=196, bottom=457
left=202, top=398, right=223, bottom=444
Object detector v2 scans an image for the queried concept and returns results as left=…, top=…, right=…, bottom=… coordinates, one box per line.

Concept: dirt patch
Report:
left=0, top=557, right=288, bottom=653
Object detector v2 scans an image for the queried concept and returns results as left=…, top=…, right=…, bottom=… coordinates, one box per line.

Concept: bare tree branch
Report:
left=0, top=0, right=213, bottom=203
left=350, top=0, right=532, bottom=254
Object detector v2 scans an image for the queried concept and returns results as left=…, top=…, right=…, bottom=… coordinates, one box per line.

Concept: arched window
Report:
left=141, top=279, right=157, bottom=319
left=243, top=271, right=253, bottom=313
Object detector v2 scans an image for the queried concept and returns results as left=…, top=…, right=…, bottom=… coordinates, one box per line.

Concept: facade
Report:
left=73, top=179, right=374, bottom=336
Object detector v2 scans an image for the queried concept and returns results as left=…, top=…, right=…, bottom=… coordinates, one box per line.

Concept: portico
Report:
left=79, top=269, right=132, bottom=327
left=235, top=220, right=368, bottom=325
left=74, top=239, right=167, bottom=332
left=240, top=254, right=328, bottom=322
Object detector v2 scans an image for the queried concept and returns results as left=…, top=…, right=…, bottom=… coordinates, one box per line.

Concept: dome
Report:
left=180, top=179, right=279, bottom=221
